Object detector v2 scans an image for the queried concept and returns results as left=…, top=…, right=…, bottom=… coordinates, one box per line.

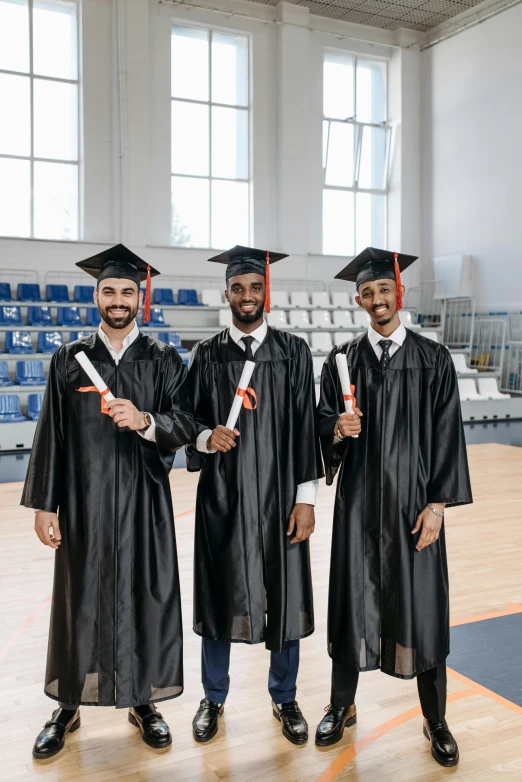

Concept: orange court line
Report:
left=174, top=507, right=196, bottom=519
left=447, top=667, right=522, bottom=717
left=451, top=603, right=522, bottom=626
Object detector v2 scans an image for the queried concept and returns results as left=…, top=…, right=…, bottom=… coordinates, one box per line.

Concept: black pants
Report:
left=331, top=660, right=447, bottom=723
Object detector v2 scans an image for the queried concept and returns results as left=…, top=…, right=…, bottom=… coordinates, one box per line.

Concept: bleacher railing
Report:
left=0, top=268, right=39, bottom=288
left=470, top=319, right=506, bottom=375
left=444, top=297, right=475, bottom=348
left=403, top=280, right=446, bottom=327
left=501, top=341, right=522, bottom=395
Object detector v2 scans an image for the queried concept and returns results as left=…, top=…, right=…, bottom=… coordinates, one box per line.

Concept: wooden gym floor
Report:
left=1, top=442, right=522, bottom=781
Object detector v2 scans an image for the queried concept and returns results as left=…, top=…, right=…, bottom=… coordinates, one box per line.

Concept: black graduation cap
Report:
left=208, top=245, right=288, bottom=312
left=335, top=247, right=418, bottom=310
left=76, top=244, right=160, bottom=322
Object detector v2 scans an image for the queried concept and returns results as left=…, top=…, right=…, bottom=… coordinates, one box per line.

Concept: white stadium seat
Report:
left=420, top=330, right=439, bottom=343
left=452, top=353, right=477, bottom=374
left=335, top=332, right=354, bottom=346
left=311, top=310, right=333, bottom=328
left=202, top=289, right=224, bottom=306
left=477, top=378, right=511, bottom=400
left=331, top=291, right=351, bottom=309
left=458, top=379, right=489, bottom=401
left=290, top=291, right=310, bottom=308
left=399, top=310, right=416, bottom=328
left=333, top=310, right=353, bottom=327
left=291, top=331, right=309, bottom=345
left=270, top=290, right=290, bottom=307
left=353, top=310, right=370, bottom=328
left=267, top=310, right=288, bottom=327
left=313, top=355, right=326, bottom=381
left=311, top=332, right=333, bottom=353
left=289, top=309, right=311, bottom=328
left=219, top=308, right=232, bottom=327
left=311, top=291, right=331, bottom=308
left=350, top=292, right=359, bottom=306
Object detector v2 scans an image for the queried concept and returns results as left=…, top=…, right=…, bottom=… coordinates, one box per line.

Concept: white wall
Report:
left=421, top=3, right=522, bottom=310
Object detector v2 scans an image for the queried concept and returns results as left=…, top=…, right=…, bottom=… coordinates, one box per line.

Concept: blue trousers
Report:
left=201, top=637, right=300, bottom=704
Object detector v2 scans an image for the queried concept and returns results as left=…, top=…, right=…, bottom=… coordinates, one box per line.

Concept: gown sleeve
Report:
left=317, top=347, right=350, bottom=486
left=427, top=346, right=473, bottom=507
left=291, top=337, right=324, bottom=484
left=21, top=346, right=67, bottom=512
left=178, top=342, right=214, bottom=473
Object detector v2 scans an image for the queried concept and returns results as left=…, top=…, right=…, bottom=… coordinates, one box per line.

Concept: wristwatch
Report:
left=140, top=412, right=152, bottom=431
left=333, top=417, right=346, bottom=440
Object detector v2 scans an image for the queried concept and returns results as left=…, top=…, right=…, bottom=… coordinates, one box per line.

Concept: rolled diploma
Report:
left=335, top=352, right=358, bottom=438
left=75, top=351, right=115, bottom=403
left=225, top=360, right=256, bottom=430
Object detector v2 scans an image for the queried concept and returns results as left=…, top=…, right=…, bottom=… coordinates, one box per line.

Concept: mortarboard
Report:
left=335, top=247, right=418, bottom=310
left=208, top=245, right=288, bottom=313
left=76, top=244, right=160, bottom=323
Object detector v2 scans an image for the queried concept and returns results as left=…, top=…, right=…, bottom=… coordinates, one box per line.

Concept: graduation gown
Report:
left=183, top=327, right=324, bottom=652
left=21, top=333, right=196, bottom=707
left=318, top=330, right=472, bottom=678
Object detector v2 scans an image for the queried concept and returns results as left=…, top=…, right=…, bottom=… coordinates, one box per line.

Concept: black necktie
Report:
left=379, top=339, right=392, bottom=374
left=242, top=336, right=255, bottom=362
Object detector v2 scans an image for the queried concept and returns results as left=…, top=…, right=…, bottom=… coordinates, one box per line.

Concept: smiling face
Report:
left=356, top=277, right=405, bottom=329
left=94, top=277, right=142, bottom=330
left=225, top=272, right=265, bottom=326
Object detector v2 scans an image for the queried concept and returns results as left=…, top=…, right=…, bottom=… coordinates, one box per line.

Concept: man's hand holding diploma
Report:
left=207, top=425, right=240, bottom=453
left=337, top=409, right=363, bottom=438
left=106, top=398, right=147, bottom=430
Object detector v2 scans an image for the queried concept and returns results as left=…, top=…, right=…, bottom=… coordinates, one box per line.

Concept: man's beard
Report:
left=229, top=300, right=265, bottom=324
left=99, top=304, right=138, bottom=330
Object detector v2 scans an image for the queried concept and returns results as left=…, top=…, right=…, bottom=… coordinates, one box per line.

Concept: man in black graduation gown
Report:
left=315, top=248, right=472, bottom=768
left=182, top=246, right=324, bottom=745
left=22, top=245, right=196, bottom=759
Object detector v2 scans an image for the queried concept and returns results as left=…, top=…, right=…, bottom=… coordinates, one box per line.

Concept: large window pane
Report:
left=34, top=78, right=78, bottom=160
left=33, top=0, right=77, bottom=80
left=356, top=193, right=386, bottom=254
left=211, top=180, right=248, bottom=249
left=0, top=158, right=30, bottom=237
left=358, top=126, right=388, bottom=190
left=212, top=107, right=248, bottom=179
left=212, top=32, right=248, bottom=107
left=356, top=59, right=386, bottom=124
left=171, top=176, right=209, bottom=247
left=34, top=161, right=78, bottom=240
left=324, top=52, right=354, bottom=120
left=171, top=26, right=209, bottom=101
left=0, top=0, right=29, bottom=73
left=324, top=121, right=354, bottom=188
left=171, top=101, right=209, bottom=176
left=0, top=73, right=30, bottom=156
left=323, top=189, right=354, bottom=256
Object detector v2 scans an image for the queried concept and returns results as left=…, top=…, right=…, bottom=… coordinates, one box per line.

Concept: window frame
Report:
left=0, top=0, right=81, bottom=240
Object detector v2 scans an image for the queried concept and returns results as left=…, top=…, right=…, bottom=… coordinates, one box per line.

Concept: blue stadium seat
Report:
left=86, top=308, right=101, bottom=327
left=177, top=288, right=202, bottom=306
left=57, top=306, right=82, bottom=327
left=37, top=331, right=64, bottom=354
left=141, top=307, right=165, bottom=326
left=15, top=360, right=45, bottom=386
left=153, top=288, right=175, bottom=306
left=0, top=283, right=12, bottom=301
left=74, top=285, right=95, bottom=303
left=0, top=394, right=25, bottom=423
left=0, top=361, right=12, bottom=386
left=27, top=393, right=44, bottom=421
left=158, top=331, right=188, bottom=353
left=17, top=283, right=41, bottom=302
left=5, top=331, right=35, bottom=354
left=27, top=305, right=53, bottom=326
left=46, top=284, right=70, bottom=302
left=0, top=306, right=22, bottom=326
left=69, top=331, right=92, bottom=342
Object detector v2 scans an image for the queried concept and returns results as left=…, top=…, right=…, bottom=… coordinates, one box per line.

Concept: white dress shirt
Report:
left=367, top=321, right=407, bottom=360
left=196, top=319, right=319, bottom=506
left=97, top=322, right=156, bottom=441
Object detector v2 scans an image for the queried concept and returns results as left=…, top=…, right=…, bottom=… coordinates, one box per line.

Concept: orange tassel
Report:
left=144, top=264, right=151, bottom=323
left=394, top=252, right=403, bottom=311
left=264, top=251, right=271, bottom=313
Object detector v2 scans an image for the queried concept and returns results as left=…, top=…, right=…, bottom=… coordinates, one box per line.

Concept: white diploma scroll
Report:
left=225, top=360, right=256, bottom=430
left=335, top=352, right=358, bottom=438
left=75, top=350, right=115, bottom=403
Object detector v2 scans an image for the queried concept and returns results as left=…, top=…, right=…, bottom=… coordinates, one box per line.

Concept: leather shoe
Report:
left=32, top=707, right=81, bottom=759
left=192, top=699, right=224, bottom=743
left=128, top=704, right=172, bottom=749
left=423, top=718, right=459, bottom=767
left=315, top=703, right=357, bottom=747
left=272, top=700, right=308, bottom=745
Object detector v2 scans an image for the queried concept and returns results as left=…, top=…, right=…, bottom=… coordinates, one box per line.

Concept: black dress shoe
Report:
left=32, top=707, right=81, bottom=759
left=423, top=718, right=459, bottom=767
left=192, top=699, right=224, bottom=743
left=128, top=704, right=172, bottom=749
left=272, top=700, right=308, bottom=745
left=315, top=704, right=357, bottom=747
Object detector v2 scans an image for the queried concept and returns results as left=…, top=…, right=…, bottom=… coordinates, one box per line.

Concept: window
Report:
left=0, top=0, right=79, bottom=240
left=171, top=25, right=249, bottom=249
left=322, top=52, right=389, bottom=257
